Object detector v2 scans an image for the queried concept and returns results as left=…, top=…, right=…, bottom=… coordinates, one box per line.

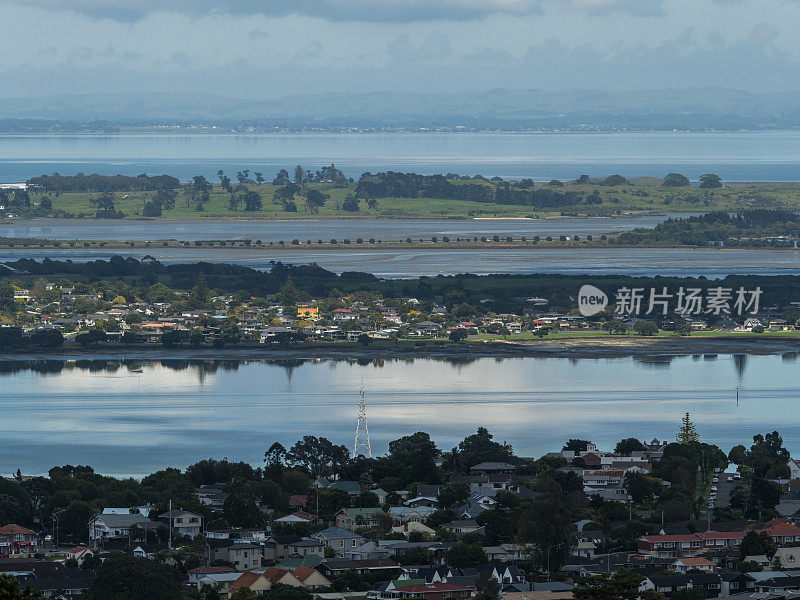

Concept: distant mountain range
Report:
left=2, top=87, right=800, bottom=131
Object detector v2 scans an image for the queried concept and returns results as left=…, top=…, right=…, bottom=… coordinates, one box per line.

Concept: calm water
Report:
left=2, top=132, right=800, bottom=182
left=0, top=355, right=798, bottom=477
left=2, top=246, right=800, bottom=278
left=0, top=214, right=678, bottom=242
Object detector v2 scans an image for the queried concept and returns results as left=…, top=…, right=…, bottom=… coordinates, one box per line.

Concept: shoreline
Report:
left=0, top=240, right=797, bottom=252
left=3, top=337, right=800, bottom=361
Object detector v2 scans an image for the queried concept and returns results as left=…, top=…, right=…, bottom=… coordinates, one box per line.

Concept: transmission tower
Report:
left=353, top=383, right=372, bottom=458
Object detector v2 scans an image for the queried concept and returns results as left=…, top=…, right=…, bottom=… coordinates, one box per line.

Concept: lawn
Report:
left=12, top=180, right=800, bottom=221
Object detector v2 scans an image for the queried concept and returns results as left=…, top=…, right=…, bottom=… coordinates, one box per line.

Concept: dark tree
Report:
left=84, top=554, right=182, bottom=600
left=663, top=173, right=690, bottom=187
left=699, top=173, right=722, bottom=188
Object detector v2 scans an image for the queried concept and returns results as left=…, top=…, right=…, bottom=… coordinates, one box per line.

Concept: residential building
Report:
left=0, top=525, right=38, bottom=556
left=310, top=527, right=365, bottom=557
left=158, top=510, right=202, bottom=537
left=88, top=513, right=150, bottom=545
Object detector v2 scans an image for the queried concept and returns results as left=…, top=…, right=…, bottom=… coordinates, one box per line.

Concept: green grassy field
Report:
left=470, top=329, right=800, bottom=341
left=12, top=180, right=800, bottom=220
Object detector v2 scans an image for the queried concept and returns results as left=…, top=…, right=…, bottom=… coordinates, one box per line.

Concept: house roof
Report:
left=91, top=513, right=150, bottom=528
left=393, top=583, right=473, bottom=593
left=189, top=566, right=237, bottom=574
left=312, top=526, right=363, bottom=540
left=263, top=567, right=290, bottom=583
left=322, top=558, right=400, bottom=570
left=0, top=524, right=35, bottom=535
left=340, top=508, right=384, bottom=519
left=675, top=557, right=714, bottom=565
left=329, top=481, right=361, bottom=494
left=294, top=566, right=324, bottom=582
left=159, top=509, right=200, bottom=519
left=232, top=572, right=265, bottom=591
left=470, top=462, right=516, bottom=471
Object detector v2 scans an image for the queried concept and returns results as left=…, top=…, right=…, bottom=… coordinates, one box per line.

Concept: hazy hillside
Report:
left=1, top=87, right=800, bottom=131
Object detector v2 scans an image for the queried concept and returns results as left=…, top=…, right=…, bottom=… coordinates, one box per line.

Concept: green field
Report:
left=10, top=179, right=800, bottom=220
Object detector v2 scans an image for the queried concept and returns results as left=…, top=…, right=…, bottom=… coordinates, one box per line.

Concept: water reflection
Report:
left=2, top=355, right=800, bottom=476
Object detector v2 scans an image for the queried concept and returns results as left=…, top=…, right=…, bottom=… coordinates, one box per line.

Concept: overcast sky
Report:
left=2, top=0, right=799, bottom=98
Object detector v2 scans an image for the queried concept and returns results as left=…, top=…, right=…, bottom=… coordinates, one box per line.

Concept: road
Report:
left=709, top=472, right=740, bottom=510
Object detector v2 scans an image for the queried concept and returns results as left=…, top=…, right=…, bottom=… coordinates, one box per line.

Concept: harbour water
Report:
left=3, top=131, right=800, bottom=183
left=1, top=354, right=797, bottom=476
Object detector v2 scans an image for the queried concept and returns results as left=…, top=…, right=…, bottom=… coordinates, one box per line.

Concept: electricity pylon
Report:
left=353, top=383, right=372, bottom=458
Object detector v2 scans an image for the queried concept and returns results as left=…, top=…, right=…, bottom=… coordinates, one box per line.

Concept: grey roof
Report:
left=470, top=462, right=517, bottom=471
left=328, top=480, right=361, bottom=494
left=92, top=513, right=150, bottom=528
left=311, top=526, right=363, bottom=540
left=159, top=510, right=201, bottom=519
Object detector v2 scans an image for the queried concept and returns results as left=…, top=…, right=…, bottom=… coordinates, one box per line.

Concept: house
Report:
left=195, top=485, right=229, bottom=509
left=289, top=495, right=309, bottom=509
left=369, top=581, right=474, bottom=600
left=742, top=555, right=772, bottom=570
left=265, top=535, right=302, bottom=563
left=196, top=572, right=243, bottom=595
left=336, top=508, right=385, bottom=531
left=276, top=511, right=320, bottom=525
left=229, top=572, right=271, bottom=598
left=413, top=321, right=442, bottom=336
left=774, top=547, right=800, bottom=569
left=641, top=573, right=721, bottom=597
left=228, top=542, right=263, bottom=570
left=293, top=566, right=332, bottom=588
left=287, top=539, right=327, bottom=558
left=0, top=525, right=38, bottom=556
left=263, top=566, right=305, bottom=587
left=328, top=481, right=362, bottom=496
left=66, top=546, right=93, bottom=565
left=310, top=527, right=365, bottom=557
left=482, top=544, right=527, bottom=562
left=441, top=520, right=484, bottom=535
left=88, top=513, right=150, bottom=545
left=391, top=522, right=436, bottom=538
left=754, top=575, right=800, bottom=594
left=387, top=506, right=436, bottom=525
left=571, top=540, right=596, bottom=559
left=470, top=462, right=517, bottom=474
left=319, top=558, right=401, bottom=578
left=158, top=510, right=202, bottom=537
left=188, top=565, right=238, bottom=585
left=405, top=497, right=439, bottom=509
left=673, top=557, right=715, bottom=573
left=17, top=573, right=95, bottom=598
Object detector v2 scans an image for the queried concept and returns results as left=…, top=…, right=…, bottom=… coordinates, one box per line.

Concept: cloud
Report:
left=570, top=0, right=666, bottom=16
left=4, top=0, right=667, bottom=22
left=387, top=32, right=453, bottom=63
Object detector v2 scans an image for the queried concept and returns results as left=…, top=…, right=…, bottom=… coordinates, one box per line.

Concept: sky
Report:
left=1, top=0, right=799, bottom=98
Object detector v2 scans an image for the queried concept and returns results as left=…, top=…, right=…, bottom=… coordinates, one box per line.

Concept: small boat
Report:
left=131, top=368, right=144, bottom=374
